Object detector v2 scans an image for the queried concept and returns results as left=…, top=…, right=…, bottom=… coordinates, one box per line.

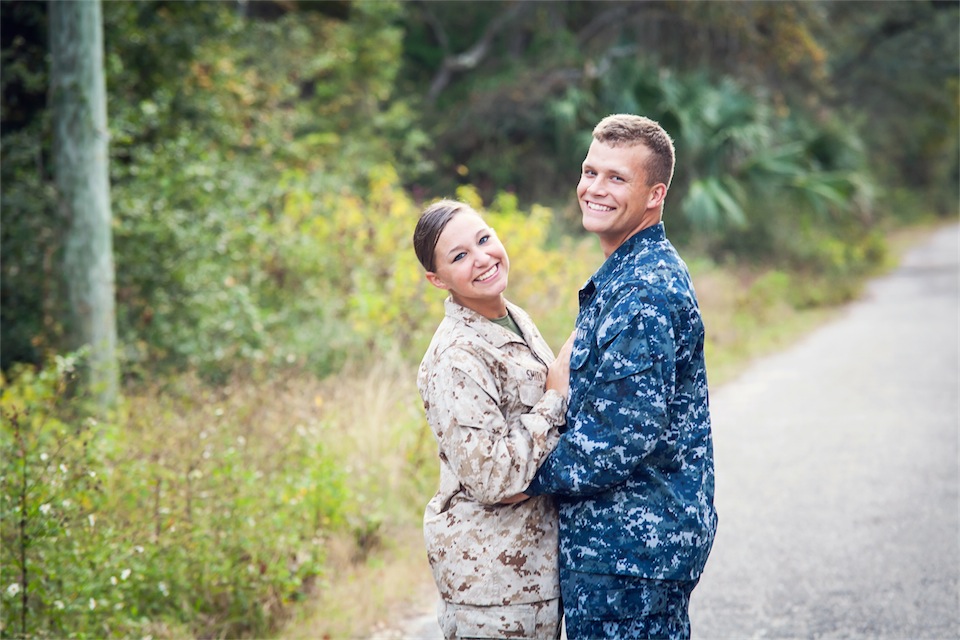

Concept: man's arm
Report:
left=527, top=286, right=676, bottom=497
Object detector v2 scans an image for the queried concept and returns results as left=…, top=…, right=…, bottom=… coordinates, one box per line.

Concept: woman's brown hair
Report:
left=413, top=199, right=472, bottom=272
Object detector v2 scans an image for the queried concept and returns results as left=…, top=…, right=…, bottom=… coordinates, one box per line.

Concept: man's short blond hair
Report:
left=593, top=114, right=676, bottom=190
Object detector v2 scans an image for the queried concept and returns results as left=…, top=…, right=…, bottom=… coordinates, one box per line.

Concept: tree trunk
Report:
left=49, top=0, right=118, bottom=408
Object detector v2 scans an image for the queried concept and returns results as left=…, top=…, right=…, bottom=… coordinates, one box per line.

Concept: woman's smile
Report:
left=475, top=263, right=500, bottom=282
left=425, top=210, right=511, bottom=318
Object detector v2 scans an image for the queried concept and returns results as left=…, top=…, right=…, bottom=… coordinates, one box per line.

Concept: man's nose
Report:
left=584, top=177, right=605, bottom=197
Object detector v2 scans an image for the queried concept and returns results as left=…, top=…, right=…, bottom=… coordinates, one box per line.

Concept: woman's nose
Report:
left=472, top=249, right=493, bottom=266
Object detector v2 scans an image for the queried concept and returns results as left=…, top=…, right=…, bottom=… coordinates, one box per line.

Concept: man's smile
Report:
left=585, top=201, right=614, bottom=212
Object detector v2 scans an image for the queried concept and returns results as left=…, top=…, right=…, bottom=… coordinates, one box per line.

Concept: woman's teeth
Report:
left=476, top=265, right=498, bottom=281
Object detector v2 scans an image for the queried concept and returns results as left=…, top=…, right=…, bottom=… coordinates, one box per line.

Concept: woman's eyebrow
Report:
left=444, top=242, right=466, bottom=258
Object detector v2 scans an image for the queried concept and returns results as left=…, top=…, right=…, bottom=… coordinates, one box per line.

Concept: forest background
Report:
left=1, top=1, right=957, bottom=638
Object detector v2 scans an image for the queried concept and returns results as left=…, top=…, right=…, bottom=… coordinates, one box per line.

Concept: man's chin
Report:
left=581, top=215, right=607, bottom=234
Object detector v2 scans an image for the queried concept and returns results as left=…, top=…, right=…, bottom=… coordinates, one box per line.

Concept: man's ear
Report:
left=425, top=272, right=449, bottom=290
left=648, top=183, right=667, bottom=209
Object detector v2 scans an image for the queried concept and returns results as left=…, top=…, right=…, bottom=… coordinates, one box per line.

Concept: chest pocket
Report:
left=569, top=324, right=592, bottom=373
left=517, top=368, right=547, bottom=408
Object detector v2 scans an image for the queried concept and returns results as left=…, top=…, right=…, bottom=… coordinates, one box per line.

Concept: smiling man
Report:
left=524, top=114, right=718, bottom=639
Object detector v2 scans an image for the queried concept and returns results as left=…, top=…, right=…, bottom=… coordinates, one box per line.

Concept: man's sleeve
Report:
left=527, top=287, right=675, bottom=497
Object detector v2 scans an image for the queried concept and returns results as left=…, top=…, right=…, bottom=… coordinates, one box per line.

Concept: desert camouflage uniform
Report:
left=526, top=223, right=718, bottom=639
left=418, top=298, right=566, bottom=637
left=437, top=598, right=561, bottom=640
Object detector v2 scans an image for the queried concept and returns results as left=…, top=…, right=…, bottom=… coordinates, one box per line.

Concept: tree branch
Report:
left=576, top=5, right=632, bottom=47
left=427, top=1, right=530, bottom=104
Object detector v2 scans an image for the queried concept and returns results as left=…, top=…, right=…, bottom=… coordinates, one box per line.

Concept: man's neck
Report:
left=599, top=214, right=663, bottom=258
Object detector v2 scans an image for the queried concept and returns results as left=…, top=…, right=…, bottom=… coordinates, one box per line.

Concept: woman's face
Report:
left=426, top=211, right=510, bottom=317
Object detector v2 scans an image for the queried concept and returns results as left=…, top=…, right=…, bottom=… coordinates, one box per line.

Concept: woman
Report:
left=413, top=199, right=571, bottom=639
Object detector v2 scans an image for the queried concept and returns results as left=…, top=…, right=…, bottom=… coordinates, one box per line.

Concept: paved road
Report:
left=384, top=224, right=960, bottom=639
left=690, top=223, right=959, bottom=639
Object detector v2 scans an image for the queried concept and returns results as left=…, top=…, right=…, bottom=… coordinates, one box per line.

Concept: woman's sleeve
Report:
left=425, top=347, right=566, bottom=505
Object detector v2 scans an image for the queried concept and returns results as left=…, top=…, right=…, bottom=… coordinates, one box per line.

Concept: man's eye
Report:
left=612, top=175, right=625, bottom=182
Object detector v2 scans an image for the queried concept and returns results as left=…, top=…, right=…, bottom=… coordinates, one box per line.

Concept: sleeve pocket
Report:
left=597, top=332, right=652, bottom=382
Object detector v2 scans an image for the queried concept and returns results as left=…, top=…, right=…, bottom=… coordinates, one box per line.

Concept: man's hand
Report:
left=546, top=330, right=575, bottom=397
left=500, top=493, right=530, bottom=505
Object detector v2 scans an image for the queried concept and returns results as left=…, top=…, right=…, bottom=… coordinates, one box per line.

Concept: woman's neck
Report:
left=452, top=294, right=507, bottom=320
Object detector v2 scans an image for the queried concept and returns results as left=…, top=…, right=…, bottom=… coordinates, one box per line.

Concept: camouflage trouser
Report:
left=560, top=570, right=698, bottom=640
left=437, top=597, right=562, bottom=640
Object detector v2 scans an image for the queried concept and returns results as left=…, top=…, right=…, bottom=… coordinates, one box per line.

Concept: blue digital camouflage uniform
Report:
left=526, top=223, right=717, bottom=639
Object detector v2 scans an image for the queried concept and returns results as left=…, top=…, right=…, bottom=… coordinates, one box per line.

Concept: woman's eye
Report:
left=478, top=235, right=490, bottom=245
left=452, top=251, right=466, bottom=262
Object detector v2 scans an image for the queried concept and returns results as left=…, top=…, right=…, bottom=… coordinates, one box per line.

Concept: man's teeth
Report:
left=476, top=265, right=498, bottom=281
left=588, top=202, right=613, bottom=212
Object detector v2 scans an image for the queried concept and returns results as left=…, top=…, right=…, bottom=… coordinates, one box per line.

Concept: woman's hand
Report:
left=546, top=330, right=575, bottom=397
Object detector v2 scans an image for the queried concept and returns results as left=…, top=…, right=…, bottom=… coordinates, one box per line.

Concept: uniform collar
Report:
left=443, top=296, right=534, bottom=348
left=589, top=222, right=665, bottom=291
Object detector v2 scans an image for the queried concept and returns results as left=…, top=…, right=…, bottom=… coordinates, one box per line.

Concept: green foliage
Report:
left=0, top=3, right=955, bottom=633
left=1, top=355, right=350, bottom=638
left=0, top=126, right=58, bottom=370
left=5, top=0, right=955, bottom=378
left=822, top=1, right=960, bottom=216
left=558, top=61, right=890, bottom=294
left=266, top=169, right=594, bottom=364
left=2, top=1, right=421, bottom=379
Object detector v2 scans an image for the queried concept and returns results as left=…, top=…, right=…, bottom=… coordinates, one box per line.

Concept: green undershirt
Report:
left=491, top=310, right=522, bottom=337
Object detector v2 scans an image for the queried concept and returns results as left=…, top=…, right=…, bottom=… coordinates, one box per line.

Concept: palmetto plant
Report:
left=552, top=63, right=872, bottom=256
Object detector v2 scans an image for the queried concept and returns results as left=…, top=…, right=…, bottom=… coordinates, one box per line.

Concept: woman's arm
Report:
left=499, top=330, right=575, bottom=504
left=425, top=346, right=565, bottom=505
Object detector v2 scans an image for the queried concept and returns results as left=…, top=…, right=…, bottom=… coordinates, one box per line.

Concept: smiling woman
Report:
left=422, top=207, right=511, bottom=319
left=411, top=199, right=574, bottom=639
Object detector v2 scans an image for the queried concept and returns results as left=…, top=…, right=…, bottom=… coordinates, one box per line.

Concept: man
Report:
left=524, top=114, right=717, bottom=639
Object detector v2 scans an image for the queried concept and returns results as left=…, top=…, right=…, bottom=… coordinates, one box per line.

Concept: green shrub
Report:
left=1, top=355, right=350, bottom=639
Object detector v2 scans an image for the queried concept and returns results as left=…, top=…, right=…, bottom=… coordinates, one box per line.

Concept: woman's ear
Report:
left=425, top=271, right=449, bottom=290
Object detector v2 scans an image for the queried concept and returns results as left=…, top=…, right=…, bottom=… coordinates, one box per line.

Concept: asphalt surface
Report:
left=383, top=223, right=960, bottom=640
left=689, top=223, right=959, bottom=639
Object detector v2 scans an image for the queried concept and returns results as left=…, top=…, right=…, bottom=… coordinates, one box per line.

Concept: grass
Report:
left=276, top=354, right=438, bottom=639
left=695, top=266, right=844, bottom=386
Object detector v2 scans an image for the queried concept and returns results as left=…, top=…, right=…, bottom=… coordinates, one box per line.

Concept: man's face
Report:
left=576, top=140, right=662, bottom=256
